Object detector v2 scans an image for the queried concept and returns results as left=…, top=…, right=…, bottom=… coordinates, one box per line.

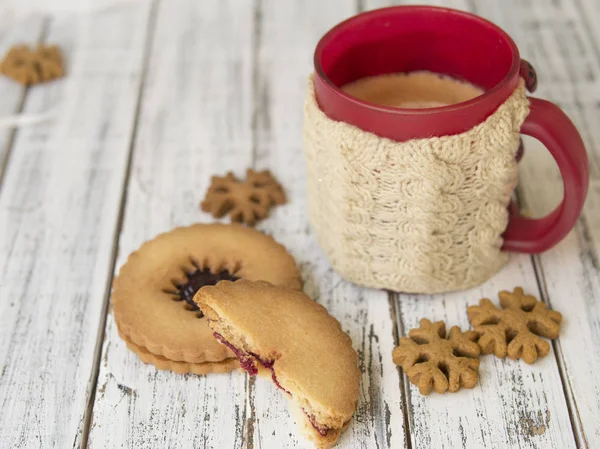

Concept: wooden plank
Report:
left=361, top=0, right=578, bottom=448
left=87, top=0, right=256, bottom=447
left=575, top=0, right=600, bottom=86
left=251, top=1, right=407, bottom=448
left=0, top=14, right=45, bottom=183
left=0, top=3, right=152, bottom=448
left=473, top=0, right=600, bottom=447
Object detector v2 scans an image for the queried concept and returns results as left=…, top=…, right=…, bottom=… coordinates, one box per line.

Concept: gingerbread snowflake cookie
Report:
left=111, top=223, right=302, bottom=374
left=0, top=44, right=64, bottom=85
left=392, top=319, right=481, bottom=395
left=468, top=287, right=562, bottom=364
left=201, top=169, right=286, bottom=225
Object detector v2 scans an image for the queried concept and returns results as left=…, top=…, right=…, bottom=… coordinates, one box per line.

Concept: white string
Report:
left=0, top=108, right=59, bottom=127
left=0, top=0, right=144, bottom=129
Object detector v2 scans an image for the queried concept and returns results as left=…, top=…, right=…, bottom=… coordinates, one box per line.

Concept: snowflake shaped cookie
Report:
left=392, top=319, right=481, bottom=395
left=201, top=169, right=286, bottom=226
left=0, top=44, right=64, bottom=85
left=467, top=287, right=562, bottom=364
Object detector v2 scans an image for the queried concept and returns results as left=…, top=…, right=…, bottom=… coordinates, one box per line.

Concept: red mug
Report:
left=313, top=5, right=589, bottom=253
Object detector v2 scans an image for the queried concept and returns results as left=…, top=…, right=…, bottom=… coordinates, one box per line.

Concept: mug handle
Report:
left=502, top=97, right=589, bottom=253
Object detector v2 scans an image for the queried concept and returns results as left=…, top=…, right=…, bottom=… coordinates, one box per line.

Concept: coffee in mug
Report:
left=341, top=71, right=484, bottom=109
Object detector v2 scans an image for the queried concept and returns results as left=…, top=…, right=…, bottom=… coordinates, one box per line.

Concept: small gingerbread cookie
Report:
left=0, top=44, right=64, bottom=85
left=392, top=319, right=481, bottom=395
left=467, top=287, right=562, bottom=364
left=112, top=224, right=302, bottom=374
left=201, top=169, right=286, bottom=225
left=195, top=280, right=360, bottom=449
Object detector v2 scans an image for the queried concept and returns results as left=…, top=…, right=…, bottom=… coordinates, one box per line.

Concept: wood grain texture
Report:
left=1, top=0, right=597, bottom=448
left=251, top=1, right=407, bottom=447
left=0, top=14, right=45, bottom=183
left=474, top=0, right=600, bottom=446
left=368, top=1, right=578, bottom=448
left=0, top=3, right=151, bottom=448
left=87, top=0, right=256, bottom=447
left=395, top=261, right=576, bottom=449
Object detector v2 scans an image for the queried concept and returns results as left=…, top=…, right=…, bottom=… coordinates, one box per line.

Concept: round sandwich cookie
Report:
left=111, top=224, right=302, bottom=374
left=195, top=279, right=361, bottom=449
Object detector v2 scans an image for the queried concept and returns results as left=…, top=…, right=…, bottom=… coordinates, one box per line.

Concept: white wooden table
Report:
left=0, top=0, right=599, bottom=447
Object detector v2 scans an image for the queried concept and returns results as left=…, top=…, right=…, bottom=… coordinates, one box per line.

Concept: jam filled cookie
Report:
left=195, top=280, right=360, bottom=449
left=112, top=224, right=302, bottom=374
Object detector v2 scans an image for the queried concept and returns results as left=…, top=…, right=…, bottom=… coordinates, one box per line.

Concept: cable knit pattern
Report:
left=303, top=76, right=529, bottom=293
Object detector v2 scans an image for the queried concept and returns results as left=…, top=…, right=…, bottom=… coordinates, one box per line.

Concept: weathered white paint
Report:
left=2, top=0, right=600, bottom=448
left=0, top=2, right=151, bottom=448
left=250, top=1, right=406, bottom=448
left=0, top=15, right=45, bottom=178
left=88, top=0, right=256, bottom=447
left=476, top=0, right=600, bottom=447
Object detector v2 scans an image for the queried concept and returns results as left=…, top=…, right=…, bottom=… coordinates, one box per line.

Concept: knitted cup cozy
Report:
left=303, top=76, right=529, bottom=293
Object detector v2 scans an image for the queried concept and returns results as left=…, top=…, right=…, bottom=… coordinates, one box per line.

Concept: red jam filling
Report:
left=302, top=409, right=329, bottom=436
left=172, top=268, right=239, bottom=316
left=213, top=332, right=329, bottom=436
left=213, top=332, right=257, bottom=375
left=248, top=351, right=291, bottom=395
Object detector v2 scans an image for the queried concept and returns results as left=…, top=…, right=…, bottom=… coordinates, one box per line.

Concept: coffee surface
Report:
left=341, top=71, right=484, bottom=108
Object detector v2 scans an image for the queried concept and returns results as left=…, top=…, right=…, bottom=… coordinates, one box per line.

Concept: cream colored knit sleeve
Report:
left=303, top=76, right=529, bottom=293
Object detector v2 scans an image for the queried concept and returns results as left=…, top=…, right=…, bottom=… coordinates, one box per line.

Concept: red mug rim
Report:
left=313, top=5, right=521, bottom=116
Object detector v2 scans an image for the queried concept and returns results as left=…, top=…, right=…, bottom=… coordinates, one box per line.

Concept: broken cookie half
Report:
left=194, top=279, right=360, bottom=449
